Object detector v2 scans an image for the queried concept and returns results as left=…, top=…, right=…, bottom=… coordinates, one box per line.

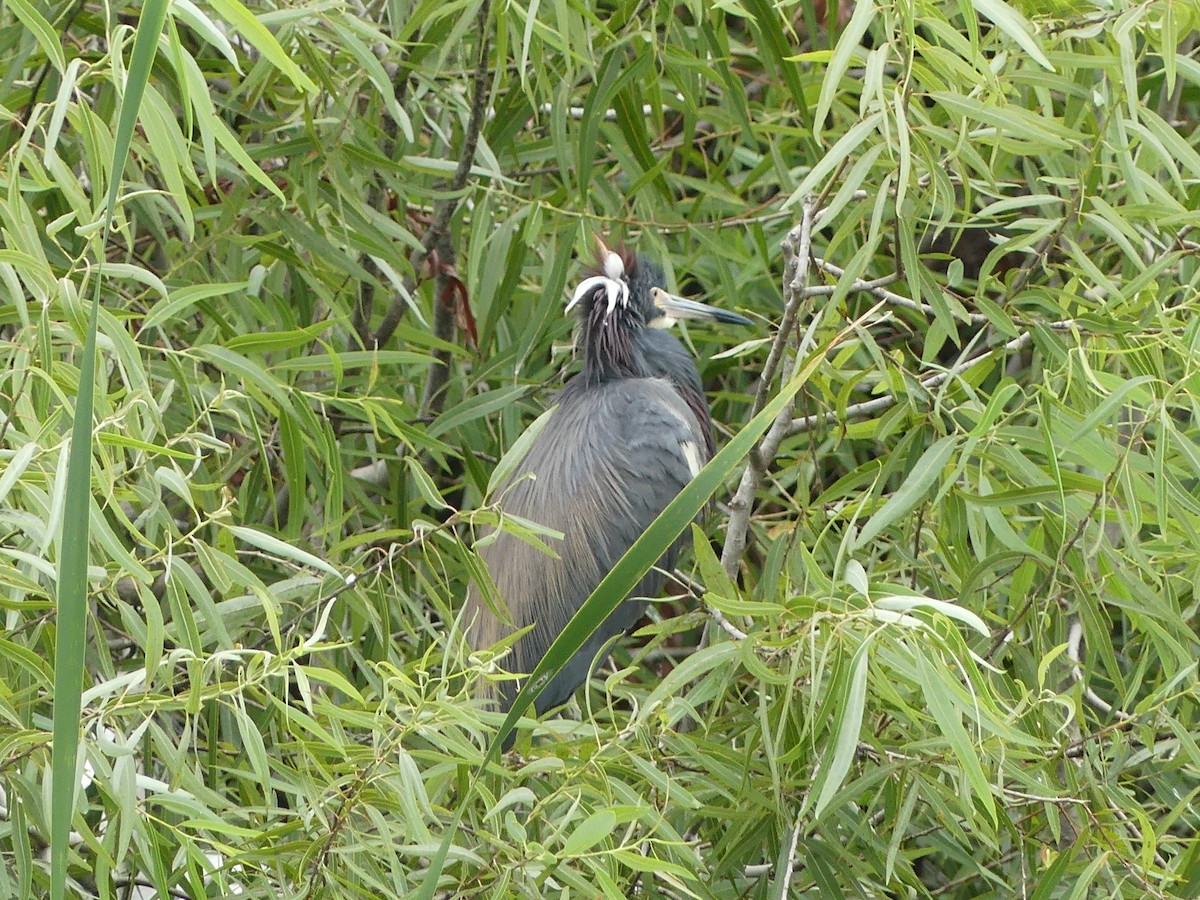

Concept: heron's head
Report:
left=566, top=238, right=753, bottom=383
left=563, top=241, right=645, bottom=382
left=565, top=239, right=643, bottom=327
left=567, top=238, right=753, bottom=331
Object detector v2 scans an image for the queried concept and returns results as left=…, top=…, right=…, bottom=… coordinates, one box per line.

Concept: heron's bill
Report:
left=649, top=287, right=754, bottom=328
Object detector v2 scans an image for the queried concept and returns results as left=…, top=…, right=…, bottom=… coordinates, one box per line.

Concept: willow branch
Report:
left=748, top=198, right=817, bottom=419
left=720, top=197, right=816, bottom=579
left=785, top=326, right=1048, bottom=436
left=812, top=256, right=989, bottom=325
left=417, top=234, right=458, bottom=420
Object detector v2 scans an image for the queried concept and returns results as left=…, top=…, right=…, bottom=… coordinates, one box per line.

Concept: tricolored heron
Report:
left=464, top=240, right=752, bottom=725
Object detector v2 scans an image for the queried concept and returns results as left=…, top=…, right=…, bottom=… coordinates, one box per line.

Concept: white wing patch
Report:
left=680, top=440, right=703, bottom=479
left=660, top=398, right=704, bottom=479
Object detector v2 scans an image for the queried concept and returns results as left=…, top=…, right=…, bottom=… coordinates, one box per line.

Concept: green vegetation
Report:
left=2, top=0, right=1198, bottom=896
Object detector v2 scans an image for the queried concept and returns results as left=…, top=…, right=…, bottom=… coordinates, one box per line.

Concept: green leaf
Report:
left=7, top=0, right=66, bottom=73
left=973, top=0, right=1054, bottom=71
left=787, top=112, right=884, bottom=207
left=812, top=0, right=874, bottom=140
left=560, top=809, right=617, bottom=857
left=428, top=384, right=531, bottom=439
left=915, top=650, right=997, bottom=826
left=855, top=436, right=956, bottom=549
left=690, top=522, right=737, bottom=605
left=1065, top=375, right=1154, bottom=443
left=813, top=636, right=871, bottom=817
left=405, top=456, right=451, bottom=510
left=204, top=0, right=318, bottom=92
left=226, top=524, right=344, bottom=580
left=485, top=403, right=557, bottom=497
left=576, top=46, right=636, bottom=204
left=139, top=282, right=247, bottom=331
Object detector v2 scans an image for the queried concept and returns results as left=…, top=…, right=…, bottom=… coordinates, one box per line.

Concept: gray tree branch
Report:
left=720, top=197, right=816, bottom=579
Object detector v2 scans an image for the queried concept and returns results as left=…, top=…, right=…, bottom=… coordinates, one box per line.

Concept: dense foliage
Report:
left=2, top=0, right=1199, bottom=896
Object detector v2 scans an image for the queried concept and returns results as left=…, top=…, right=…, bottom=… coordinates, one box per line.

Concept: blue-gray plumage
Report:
left=465, top=242, right=752, bottom=723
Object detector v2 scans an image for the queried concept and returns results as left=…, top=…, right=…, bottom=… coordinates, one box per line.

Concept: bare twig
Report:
left=668, top=567, right=747, bottom=640
left=349, top=459, right=389, bottom=488
left=812, top=256, right=990, bottom=325
left=773, top=818, right=802, bottom=895
left=741, top=817, right=803, bottom=883
left=783, top=310, right=1083, bottom=437
left=371, top=0, right=494, bottom=350
left=748, top=199, right=817, bottom=418
left=1107, top=799, right=1171, bottom=872
left=493, top=99, right=683, bottom=121
left=708, top=605, right=748, bottom=641
left=721, top=197, right=817, bottom=578
left=803, top=271, right=900, bottom=296
left=786, top=327, right=1040, bottom=436
left=1067, top=617, right=1132, bottom=720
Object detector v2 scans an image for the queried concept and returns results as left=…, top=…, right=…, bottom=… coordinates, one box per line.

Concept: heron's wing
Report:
left=638, top=328, right=715, bottom=457
left=464, top=376, right=707, bottom=712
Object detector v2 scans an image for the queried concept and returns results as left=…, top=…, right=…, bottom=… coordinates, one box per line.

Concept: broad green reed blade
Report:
left=50, top=3, right=169, bottom=898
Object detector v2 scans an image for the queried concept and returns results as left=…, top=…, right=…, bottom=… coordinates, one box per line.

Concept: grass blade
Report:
left=50, top=3, right=169, bottom=899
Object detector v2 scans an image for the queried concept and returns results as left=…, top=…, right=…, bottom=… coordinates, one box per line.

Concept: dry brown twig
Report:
left=370, top=0, right=494, bottom=351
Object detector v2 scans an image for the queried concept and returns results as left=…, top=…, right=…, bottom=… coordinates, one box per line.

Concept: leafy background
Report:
left=2, top=0, right=1199, bottom=897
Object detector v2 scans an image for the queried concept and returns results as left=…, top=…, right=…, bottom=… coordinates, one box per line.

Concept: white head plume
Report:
left=565, top=238, right=629, bottom=318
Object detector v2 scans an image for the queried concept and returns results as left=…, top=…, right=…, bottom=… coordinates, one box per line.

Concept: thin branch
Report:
left=720, top=197, right=817, bottom=579
left=1067, top=617, right=1132, bottom=720
left=371, top=0, right=494, bottom=350
left=786, top=327, right=1038, bottom=436
left=784, top=311, right=1085, bottom=437
left=748, top=198, right=817, bottom=419
left=773, top=818, right=802, bottom=896
left=1107, top=799, right=1171, bottom=872
left=803, top=272, right=900, bottom=296
left=812, top=256, right=989, bottom=325
left=668, top=568, right=747, bottom=640
left=417, top=234, right=459, bottom=419
left=492, top=99, right=683, bottom=121
left=718, top=202, right=1085, bottom=583
left=708, top=605, right=748, bottom=641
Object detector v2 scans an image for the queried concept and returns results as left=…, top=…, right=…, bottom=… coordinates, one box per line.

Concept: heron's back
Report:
left=465, top=375, right=708, bottom=713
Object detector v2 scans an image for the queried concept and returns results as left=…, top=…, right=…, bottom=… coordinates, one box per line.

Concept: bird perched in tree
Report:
left=464, top=239, right=752, bottom=727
